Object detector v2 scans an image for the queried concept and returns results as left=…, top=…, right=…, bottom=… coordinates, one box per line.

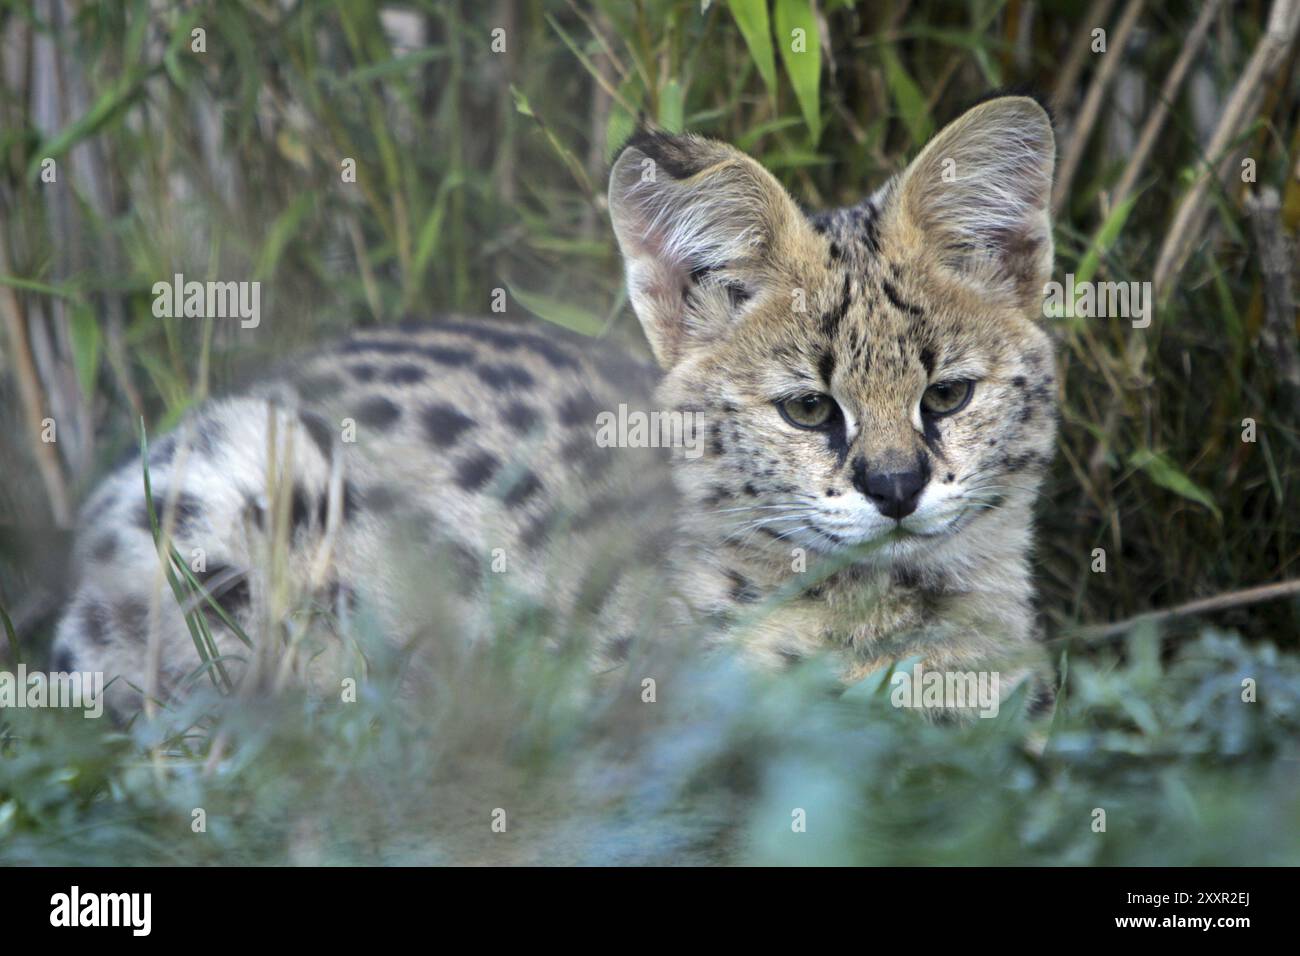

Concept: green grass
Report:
left=1, top=0, right=1298, bottom=865
left=2, top=620, right=1298, bottom=865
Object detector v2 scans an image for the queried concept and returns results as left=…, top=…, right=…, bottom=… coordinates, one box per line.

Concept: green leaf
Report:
left=508, top=285, right=605, bottom=336
left=659, top=78, right=686, bottom=133
left=27, top=69, right=150, bottom=182
left=606, top=105, right=637, bottom=163
left=412, top=172, right=465, bottom=281
left=1129, top=449, right=1222, bottom=521
left=511, top=86, right=535, bottom=118
left=727, top=0, right=777, bottom=100
left=254, top=194, right=313, bottom=281
left=880, top=47, right=932, bottom=145
left=773, top=0, right=821, bottom=143
left=69, top=303, right=100, bottom=399
left=1074, top=194, right=1138, bottom=288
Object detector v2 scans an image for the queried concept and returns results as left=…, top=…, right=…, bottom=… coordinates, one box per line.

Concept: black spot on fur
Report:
left=291, top=482, right=313, bottom=532
left=502, top=470, right=544, bottom=507
left=314, top=481, right=360, bottom=526
left=90, top=533, right=118, bottom=564
left=115, top=597, right=150, bottom=643
left=136, top=491, right=204, bottom=537
left=196, top=418, right=224, bottom=455
left=147, top=433, right=176, bottom=466
left=702, top=484, right=733, bottom=507
left=605, top=634, right=633, bottom=663
left=425, top=345, right=474, bottom=366
left=385, top=363, right=427, bottom=385
left=454, top=451, right=500, bottom=491
left=52, top=645, right=76, bottom=673
left=421, top=403, right=475, bottom=448
left=355, top=395, right=402, bottom=430
left=558, top=392, right=601, bottom=428
left=298, top=410, right=335, bottom=460
left=476, top=363, right=534, bottom=390
left=710, top=423, right=725, bottom=457
left=502, top=401, right=540, bottom=434
left=348, top=363, right=377, bottom=383
left=82, top=603, right=111, bottom=646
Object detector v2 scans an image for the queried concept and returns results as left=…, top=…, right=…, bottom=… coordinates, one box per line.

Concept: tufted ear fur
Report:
left=608, top=129, right=806, bottom=368
left=888, top=96, right=1056, bottom=312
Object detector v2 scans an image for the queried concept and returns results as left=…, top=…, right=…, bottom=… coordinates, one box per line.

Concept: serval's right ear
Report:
left=608, top=129, right=804, bottom=369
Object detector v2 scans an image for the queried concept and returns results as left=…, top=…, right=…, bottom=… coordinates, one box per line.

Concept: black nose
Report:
left=857, top=466, right=928, bottom=520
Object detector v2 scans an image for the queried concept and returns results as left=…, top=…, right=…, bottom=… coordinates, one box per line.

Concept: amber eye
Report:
left=778, top=393, right=837, bottom=429
left=921, top=380, right=974, bottom=416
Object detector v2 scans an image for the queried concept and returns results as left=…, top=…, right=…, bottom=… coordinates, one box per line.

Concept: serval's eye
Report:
left=921, top=380, right=974, bottom=416
left=778, top=393, right=837, bottom=429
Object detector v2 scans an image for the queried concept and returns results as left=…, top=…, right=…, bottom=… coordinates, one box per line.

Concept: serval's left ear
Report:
left=890, top=95, right=1055, bottom=313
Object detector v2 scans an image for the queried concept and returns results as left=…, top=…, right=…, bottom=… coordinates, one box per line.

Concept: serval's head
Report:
left=608, top=95, right=1057, bottom=570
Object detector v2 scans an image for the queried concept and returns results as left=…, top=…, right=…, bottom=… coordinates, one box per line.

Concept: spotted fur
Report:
left=53, top=96, right=1058, bottom=719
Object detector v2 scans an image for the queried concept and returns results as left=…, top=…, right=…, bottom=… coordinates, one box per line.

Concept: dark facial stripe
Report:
left=882, top=278, right=924, bottom=318
left=818, top=350, right=836, bottom=386
left=819, top=274, right=852, bottom=337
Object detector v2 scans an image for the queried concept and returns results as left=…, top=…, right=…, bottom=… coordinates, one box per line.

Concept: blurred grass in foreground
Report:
left=1, top=1, right=1299, bottom=864
left=2, top=620, right=1298, bottom=865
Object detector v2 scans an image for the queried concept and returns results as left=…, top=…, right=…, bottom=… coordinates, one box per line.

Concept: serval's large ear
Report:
left=608, top=129, right=805, bottom=368
left=888, top=96, right=1055, bottom=312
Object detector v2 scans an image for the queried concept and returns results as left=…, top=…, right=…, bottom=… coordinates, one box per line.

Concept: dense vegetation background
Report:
left=0, top=0, right=1298, bottom=865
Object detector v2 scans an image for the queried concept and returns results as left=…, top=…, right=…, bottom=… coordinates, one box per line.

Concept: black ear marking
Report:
left=613, top=126, right=709, bottom=180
